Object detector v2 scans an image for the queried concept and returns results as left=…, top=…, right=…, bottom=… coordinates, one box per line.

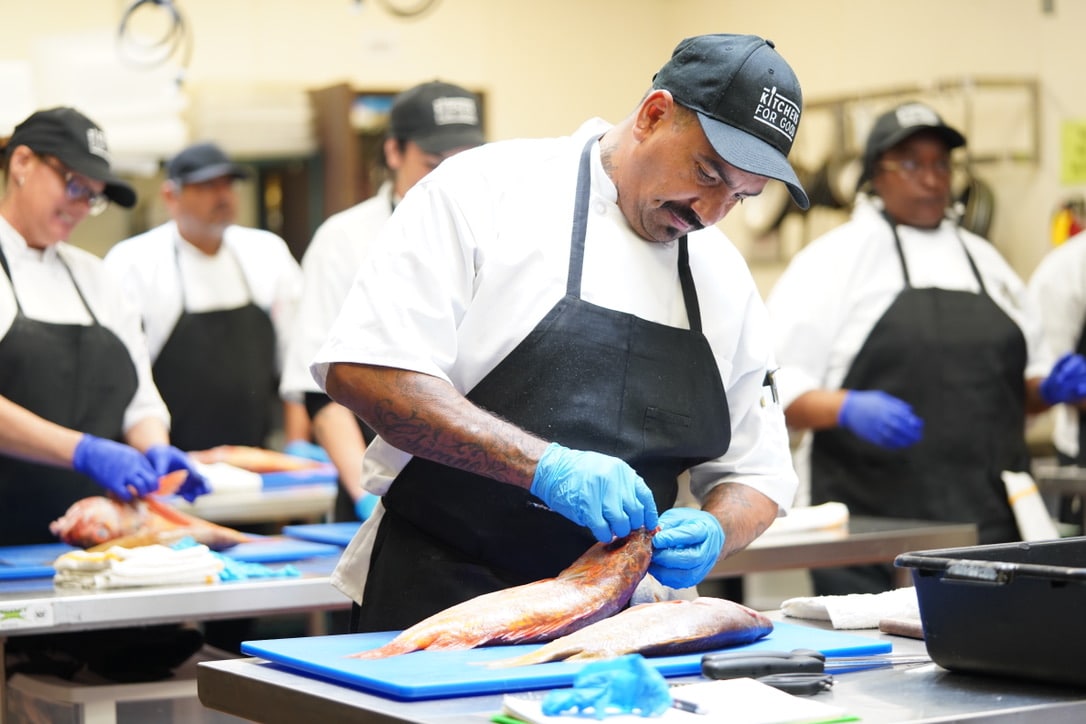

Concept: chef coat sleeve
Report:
left=686, top=240, right=799, bottom=514
left=264, top=237, right=303, bottom=382
left=311, top=174, right=483, bottom=390
left=281, top=218, right=360, bottom=399
left=765, top=236, right=854, bottom=409
left=1027, top=234, right=1086, bottom=364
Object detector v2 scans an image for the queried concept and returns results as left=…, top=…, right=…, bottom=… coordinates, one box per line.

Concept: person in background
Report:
left=311, top=34, right=807, bottom=632
left=1026, top=230, right=1086, bottom=529
left=280, top=80, right=485, bottom=523
left=0, top=107, right=208, bottom=546
left=104, top=142, right=304, bottom=454
left=766, top=101, right=1086, bottom=595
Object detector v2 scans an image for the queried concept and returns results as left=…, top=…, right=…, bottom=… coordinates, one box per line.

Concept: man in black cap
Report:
left=767, top=101, right=1086, bottom=594
left=281, top=80, right=485, bottom=524
left=307, top=35, right=808, bottom=633
left=0, top=106, right=209, bottom=546
left=104, top=141, right=303, bottom=454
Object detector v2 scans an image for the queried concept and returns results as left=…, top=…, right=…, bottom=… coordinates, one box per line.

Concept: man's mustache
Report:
left=662, top=202, right=703, bottom=231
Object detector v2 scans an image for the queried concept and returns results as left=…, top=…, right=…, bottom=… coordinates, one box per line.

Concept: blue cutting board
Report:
left=241, top=621, right=891, bottom=701
left=281, top=522, right=360, bottom=547
left=261, top=464, right=338, bottom=490
left=228, top=537, right=342, bottom=563
left=0, top=543, right=77, bottom=580
left=0, top=536, right=340, bottom=580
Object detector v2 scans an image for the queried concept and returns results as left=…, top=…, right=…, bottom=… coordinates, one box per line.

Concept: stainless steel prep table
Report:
left=196, top=615, right=1086, bottom=723
left=0, top=557, right=352, bottom=721
left=706, top=515, right=977, bottom=582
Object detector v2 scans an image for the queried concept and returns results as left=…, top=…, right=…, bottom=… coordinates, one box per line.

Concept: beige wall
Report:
left=4, top=0, right=1085, bottom=287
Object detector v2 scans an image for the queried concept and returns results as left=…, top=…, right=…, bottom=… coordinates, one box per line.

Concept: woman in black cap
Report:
left=767, top=101, right=1086, bottom=595
left=0, top=106, right=209, bottom=545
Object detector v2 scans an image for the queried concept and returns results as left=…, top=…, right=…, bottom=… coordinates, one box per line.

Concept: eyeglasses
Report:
left=36, top=154, right=110, bottom=216
left=879, top=158, right=953, bottom=182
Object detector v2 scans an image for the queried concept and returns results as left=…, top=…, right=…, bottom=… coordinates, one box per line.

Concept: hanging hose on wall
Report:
left=117, top=0, right=193, bottom=80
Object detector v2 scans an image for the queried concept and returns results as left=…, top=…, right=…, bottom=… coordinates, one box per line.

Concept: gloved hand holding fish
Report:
left=348, top=527, right=771, bottom=664
left=529, top=442, right=659, bottom=542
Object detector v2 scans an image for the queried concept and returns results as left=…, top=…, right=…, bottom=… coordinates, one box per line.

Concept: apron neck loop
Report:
left=565, top=135, right=598, bottom=298
left=881, top=210, right=987, bottom=295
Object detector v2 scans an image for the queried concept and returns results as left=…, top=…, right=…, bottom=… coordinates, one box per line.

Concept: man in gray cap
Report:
left=308, top=35, right=808, bottom=633
left=280, top=80, right=485, bottom=524
left=105, top=141, right=303, bottom=455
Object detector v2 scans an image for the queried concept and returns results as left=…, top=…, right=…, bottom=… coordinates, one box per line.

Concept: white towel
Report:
left=53, top=543, right=223, bottom=589
left=780, top=586, right=919, bottom=629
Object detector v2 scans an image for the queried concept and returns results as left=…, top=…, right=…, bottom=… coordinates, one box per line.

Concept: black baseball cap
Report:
left=388, top=81, right=485, bottom=154
left=858, top=102, right=966, bottom=189
left=167, top=142, right=251, bottom=185
left=653, top=34, right=808, bottom=210
left=5, top=107, right=136, bottom=208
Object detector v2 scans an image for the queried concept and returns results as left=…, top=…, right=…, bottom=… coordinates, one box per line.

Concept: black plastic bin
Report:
left=895, top=536, right=1086, bottom=688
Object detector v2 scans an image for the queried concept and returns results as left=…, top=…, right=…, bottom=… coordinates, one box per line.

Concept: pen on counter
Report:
left=671, top=696, right=706, bottom=715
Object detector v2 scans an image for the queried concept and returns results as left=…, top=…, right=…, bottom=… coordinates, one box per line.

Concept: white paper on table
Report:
left=502, top=677, right=850, bottom=724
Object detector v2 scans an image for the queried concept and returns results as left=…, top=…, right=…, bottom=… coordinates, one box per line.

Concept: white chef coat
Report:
left=1027, top=230, right=1086, bottom=458
left=279, top=182, right=395, bottom=398
left=103, top=221, right=303, bottom=379
left=312, top=119, right=798, bottom=603
left=0, top=217, right=170, bottom=433
left=767, top=195, right=1051, bottom=499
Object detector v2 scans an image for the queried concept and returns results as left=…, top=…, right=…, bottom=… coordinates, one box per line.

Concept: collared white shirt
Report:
left=103, top=221, right=302, bottom=376
left=314, top=120, right=798, bottom=603
left=1027, top=230, right=1086, bottom=457
left=0, top=216, right=169, bottom=432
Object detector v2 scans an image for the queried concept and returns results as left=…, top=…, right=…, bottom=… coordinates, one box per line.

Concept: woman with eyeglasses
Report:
left=0, top=106, right=209, bottom=545
left=765, top=102, right=1086, bottom=595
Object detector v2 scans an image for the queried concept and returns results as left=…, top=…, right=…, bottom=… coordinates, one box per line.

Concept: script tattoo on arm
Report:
left=324, top=362, right=548, bottom=489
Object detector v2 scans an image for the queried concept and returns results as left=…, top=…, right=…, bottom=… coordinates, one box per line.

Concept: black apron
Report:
left=356, top=137, right=732, bottom=631
left=810, top=216, right=1026, bottom=594
left=152, top=241, right=277, bottom=451
left=0, top=246, right=137, bottom=545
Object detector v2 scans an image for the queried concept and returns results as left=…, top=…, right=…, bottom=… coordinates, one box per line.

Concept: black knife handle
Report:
left=701, top=655, right=825, bottom=680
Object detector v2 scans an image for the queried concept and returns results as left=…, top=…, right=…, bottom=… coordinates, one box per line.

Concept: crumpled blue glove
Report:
left=1040, top=352, right=1086, bottom=405
left=72, top=434, right=158, bottom=501
left=541, top=654, right=671, bottom=719
left=283, top=439, right=331, bottom=463
left=838, top=390, right=924, bottom=449
left=354, top=492, right=378, bottom=521
left=648, top=507, right=725, bottom=589
left=530, top=442, right=658, bottom=543
left=145, top=445, right=212, bottom=503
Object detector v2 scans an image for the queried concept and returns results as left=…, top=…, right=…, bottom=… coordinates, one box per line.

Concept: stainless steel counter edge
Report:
left=0, top=577, right=351, bottom=636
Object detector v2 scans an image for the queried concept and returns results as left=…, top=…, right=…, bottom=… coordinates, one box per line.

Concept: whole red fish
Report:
left=49, top=495, right=250, bottom=551
left=486, top=596, right=773, bottom=667
left=349, top=529, right=654, bottom=659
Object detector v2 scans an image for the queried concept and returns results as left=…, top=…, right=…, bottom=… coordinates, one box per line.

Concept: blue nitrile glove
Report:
left=354, top=493, right=378, bottom=521
left=283, top=439, right=331, bottom=463
left=648, top=507, right=725, bottom=589
left=541, top=654, right=671, bottom=719
left=1040, top=353, right=1086, bottom=405
left=838, top=390, right=924, bottom=449
left=72, top=434, right=159, bottom=501
left=529, top=442, right=659, bottom=542
left=145, top=445, right=212, bottom=502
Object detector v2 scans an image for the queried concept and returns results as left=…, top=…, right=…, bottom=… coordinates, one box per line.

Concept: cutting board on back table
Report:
left=241, top=621, right=891, bottom=701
